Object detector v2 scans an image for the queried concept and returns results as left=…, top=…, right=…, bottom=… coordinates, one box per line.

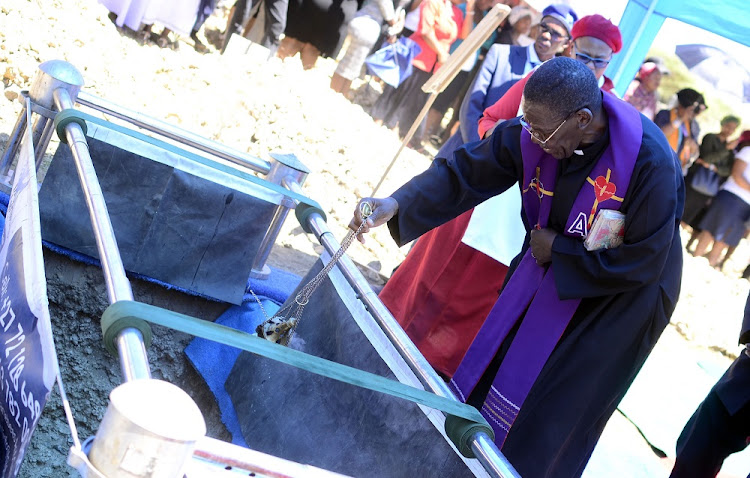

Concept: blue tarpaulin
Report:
left=607, top=0, right=750, bottom=95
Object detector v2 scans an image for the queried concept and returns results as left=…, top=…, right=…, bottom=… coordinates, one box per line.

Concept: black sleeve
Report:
left=700, top=134, right=734, bottom=177
left=388, top=122, right=524, bottom=245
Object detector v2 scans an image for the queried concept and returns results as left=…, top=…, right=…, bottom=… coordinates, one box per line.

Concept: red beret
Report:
left=739, top=130, right=750, bottom=145
left=638, top=62, right=660, bottom=79
left=571, top=15, right=622, bottom=54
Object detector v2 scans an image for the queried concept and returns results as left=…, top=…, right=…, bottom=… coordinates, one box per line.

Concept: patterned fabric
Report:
left=335, top=15, right=383, bottom=80
left=624, top=80, right=657, bottom=120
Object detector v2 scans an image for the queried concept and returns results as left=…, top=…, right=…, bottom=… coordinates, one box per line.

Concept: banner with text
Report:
left=0, top=104, right=57, bottom=477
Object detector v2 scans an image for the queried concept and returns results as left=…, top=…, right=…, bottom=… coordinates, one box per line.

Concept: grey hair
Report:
left=523, top=57, right=602, bottom=121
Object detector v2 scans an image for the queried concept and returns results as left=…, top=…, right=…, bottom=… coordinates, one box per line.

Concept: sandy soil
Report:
left=1, top=0, right=749, bottom=476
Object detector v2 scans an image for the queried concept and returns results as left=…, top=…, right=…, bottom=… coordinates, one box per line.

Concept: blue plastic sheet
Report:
left=365, top=37, right=422, bottom=89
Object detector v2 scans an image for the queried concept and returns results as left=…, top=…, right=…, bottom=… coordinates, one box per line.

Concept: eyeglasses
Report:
left=520, top=113, right=572, bottom=146
left=574, top=51, right=611, bottom=69
left=539, top=22, right=568, bottom=42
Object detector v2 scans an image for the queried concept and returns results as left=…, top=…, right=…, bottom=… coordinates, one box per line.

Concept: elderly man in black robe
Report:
left=349, top=57, right=684, bottom=477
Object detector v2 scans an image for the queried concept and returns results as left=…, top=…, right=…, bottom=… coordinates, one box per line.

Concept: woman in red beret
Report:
left=624, top=61, right=665, bottom=120
left=477, top=13, right=622, bottom=138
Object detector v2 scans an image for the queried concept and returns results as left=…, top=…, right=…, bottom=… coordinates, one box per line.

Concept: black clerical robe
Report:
left=714, top=293, right=750, bottom=417
left=387, top=115, right=685, bottom=478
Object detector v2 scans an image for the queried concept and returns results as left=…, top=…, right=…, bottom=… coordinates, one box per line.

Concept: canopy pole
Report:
left=611, top=0, right=660, bottom=87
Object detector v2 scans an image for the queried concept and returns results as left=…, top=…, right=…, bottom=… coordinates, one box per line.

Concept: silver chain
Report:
left=253, top=202, right=372, bottom=344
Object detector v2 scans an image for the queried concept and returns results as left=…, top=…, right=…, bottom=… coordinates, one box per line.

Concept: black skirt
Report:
left=698, top=189, right=750, bottom=246
left=284, top=0, right=362, bottom=57
left=370, top=67, right=432, bottom=136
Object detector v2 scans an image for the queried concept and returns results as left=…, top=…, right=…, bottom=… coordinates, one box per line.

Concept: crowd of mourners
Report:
left=100, top=1, right=750, bottom=477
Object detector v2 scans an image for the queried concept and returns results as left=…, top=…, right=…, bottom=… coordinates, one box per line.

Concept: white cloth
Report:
left=721, top=146, right=750, bottom=205
left=459, top=45, right=538, bottom=265
left=461, top=190, right=526, bottom=265
left=100, top=0, right=201, bottom=36
left=336, top=15, right=383, bottom=80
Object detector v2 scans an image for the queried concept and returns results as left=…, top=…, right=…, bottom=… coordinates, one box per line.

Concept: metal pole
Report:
left=192, top=437, right=351, bottom=478
left=34, top=116, right=56, bottom=168
left=30, top=116, right=49, bottom=152
left=249, top=153, right=310, bottom=279
left=53, top=87, right=151, bottom=382
left=471, top=433, right=520, bottom=478
left=287, top=179, right=519, bottom=478
left=610, top=0, right=660, bottom=88
left=75, top=91, right=272, bottom=176
left=249, top=204, right=289, bottom=279
left=0, top=107, right=27, bottom=178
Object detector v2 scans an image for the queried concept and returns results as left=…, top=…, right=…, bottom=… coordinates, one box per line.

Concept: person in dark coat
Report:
left=349, top=57, right=683, bottom=477
left=682, top=115, right=741, bottom=234
left=222, top=0, right=290, bottom=56
left=669, top=292, right=750, bottom=478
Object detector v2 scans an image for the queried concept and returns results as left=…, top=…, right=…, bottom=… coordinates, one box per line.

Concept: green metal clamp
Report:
left=100, top=304, right=153, bottom=356
left=295, top=202, right=328, bottom=233
left=444, top=414, right=495, bottom=458
left=53, top=109, right=88, bottom=144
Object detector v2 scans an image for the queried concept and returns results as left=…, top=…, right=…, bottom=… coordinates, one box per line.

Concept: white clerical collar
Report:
left=574, top=150, right=584, bottom=155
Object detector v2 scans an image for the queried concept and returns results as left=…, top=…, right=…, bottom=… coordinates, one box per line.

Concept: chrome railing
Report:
left=286, top=179, right=520, bottom=478
left=6, top=60, right=520, bottom=478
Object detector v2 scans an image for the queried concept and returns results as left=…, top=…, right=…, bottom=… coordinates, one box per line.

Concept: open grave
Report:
left=0, top=60, right=520, bottom=478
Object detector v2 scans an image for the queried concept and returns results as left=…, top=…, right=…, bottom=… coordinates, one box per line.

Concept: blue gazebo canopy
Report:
left=607, top=0, right=750, bottom=95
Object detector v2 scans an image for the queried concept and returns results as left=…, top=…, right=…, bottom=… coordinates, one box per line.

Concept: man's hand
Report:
left=530, top=228, right=557, bottom=266
left=348, top=197, right=399, bottom=244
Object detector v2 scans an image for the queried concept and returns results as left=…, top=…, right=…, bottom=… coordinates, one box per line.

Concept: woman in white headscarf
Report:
left=495, top=5, right=532, bottom=46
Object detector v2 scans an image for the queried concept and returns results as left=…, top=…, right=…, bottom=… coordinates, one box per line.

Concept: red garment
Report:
left=379, top=210, right=508, bottom=378
left=477, top=73, right=530, bottom=138
left=410, top=0, right=463, bottom=73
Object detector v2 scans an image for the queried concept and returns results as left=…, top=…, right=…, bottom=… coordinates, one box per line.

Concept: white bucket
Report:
left=88, top=379, right=206, bottom=478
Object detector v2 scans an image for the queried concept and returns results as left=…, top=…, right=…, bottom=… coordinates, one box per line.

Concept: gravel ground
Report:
left=1, top=0, right=749, bottom=475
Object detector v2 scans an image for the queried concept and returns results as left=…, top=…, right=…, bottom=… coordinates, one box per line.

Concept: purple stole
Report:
left=448, top=93, right=643, bottom=446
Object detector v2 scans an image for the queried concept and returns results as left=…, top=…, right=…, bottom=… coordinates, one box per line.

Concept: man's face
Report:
left=573, top=37, right=613, bottom=80
left=521, top=99, right=583, bottom=159
left=534, top=17, right=569, bottom=60
left=679, top=102, right=704, bottom=121
left=642, top=70, right=662, bottom=92
left=514, top=16, right=532, bottom=34
left=721, top=121, right=739, bottom=137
